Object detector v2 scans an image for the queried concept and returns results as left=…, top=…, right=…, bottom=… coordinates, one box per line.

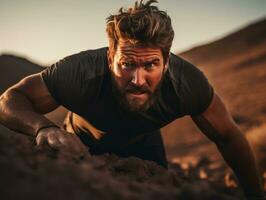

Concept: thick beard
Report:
left=110, top=72, right=164, bottom=113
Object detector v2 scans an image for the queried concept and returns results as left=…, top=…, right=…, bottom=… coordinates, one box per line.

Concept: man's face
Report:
left=108, top=40, right=167, bottom=112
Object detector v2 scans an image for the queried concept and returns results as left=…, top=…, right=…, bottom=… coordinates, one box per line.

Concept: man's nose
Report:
left=131, top=68, right=146, bottom=86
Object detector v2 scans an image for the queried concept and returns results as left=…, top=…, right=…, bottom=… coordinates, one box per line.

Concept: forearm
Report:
left=0, top=89, right=55, bottom=137
left=216, top=126, right=264, bottom=197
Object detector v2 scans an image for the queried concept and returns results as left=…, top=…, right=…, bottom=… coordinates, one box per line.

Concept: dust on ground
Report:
left=0, top=131, right=251, bottom=200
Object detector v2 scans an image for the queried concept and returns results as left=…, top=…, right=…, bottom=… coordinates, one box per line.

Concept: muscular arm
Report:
left=192, top=93, right=264, bottom=198
left=0, top=73, right=59, bottom=136
left=0, top=73, right=87, bottom=155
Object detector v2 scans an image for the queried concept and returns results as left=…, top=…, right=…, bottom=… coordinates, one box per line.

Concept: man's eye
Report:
left=144, top=62, right=156, bottom=69
left=121, top=62, right=134, bottom=69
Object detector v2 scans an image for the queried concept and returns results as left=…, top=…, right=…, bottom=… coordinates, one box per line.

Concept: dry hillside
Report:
left=162, top=18, right=266, bottom=169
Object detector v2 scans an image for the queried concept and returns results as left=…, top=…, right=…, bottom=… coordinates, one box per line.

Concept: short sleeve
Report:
left=179, top=59, right=214, bottom=116
left=40, top=55, right=87, bottom=112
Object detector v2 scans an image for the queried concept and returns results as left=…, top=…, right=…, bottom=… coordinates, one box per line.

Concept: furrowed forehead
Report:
left=116, top=41, right=162, bottom=60
left=117, top=50, right=162, bottom=65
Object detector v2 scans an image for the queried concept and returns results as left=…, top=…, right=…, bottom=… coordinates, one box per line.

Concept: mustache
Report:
left=125, top=83, right=151, bottom=94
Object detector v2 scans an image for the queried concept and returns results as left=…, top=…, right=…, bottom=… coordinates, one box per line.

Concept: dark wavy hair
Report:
left=106, top=0, right=174, bottom=64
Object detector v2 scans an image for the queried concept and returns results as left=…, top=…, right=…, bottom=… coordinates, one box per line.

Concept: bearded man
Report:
left=0, top=1, right=264, bottom=199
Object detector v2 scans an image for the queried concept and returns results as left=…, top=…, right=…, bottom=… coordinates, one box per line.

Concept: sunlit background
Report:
left=1, top=0, right=266, bottom=65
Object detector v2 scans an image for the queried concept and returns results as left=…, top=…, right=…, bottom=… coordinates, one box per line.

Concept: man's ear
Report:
left=163, top=56, right=170, bottom=73
left=107, top=49, right=113, bottom=69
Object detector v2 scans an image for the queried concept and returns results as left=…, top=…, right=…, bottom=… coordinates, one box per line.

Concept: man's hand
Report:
left=36, top=127, right=88, bottom=157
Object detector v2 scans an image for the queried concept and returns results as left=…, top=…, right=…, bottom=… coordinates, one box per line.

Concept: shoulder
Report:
left=64, top=47, right=108, bottom=68
left=168, top=53, right=199, bottom=76
left=166, top=52, right=214, bottom=116
left=167, top=53, right=196, bottom=82
left=59, top=47, right=109, bottom=79
left=40, top=47, right=109, bottom=113
left=73, top=47, right=108, bottom=61
left=167, top=52, right=208, bottom=85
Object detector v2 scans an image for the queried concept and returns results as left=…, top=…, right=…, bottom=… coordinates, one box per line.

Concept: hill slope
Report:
left=0, top=54, right=67, bottom=130
left=162, top=18, right=266, bottom=167
left=0, top=54, right=43, bottom=94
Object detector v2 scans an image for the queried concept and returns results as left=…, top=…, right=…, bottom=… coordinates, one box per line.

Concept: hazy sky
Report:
left=1, top=0, right=266, bottom=65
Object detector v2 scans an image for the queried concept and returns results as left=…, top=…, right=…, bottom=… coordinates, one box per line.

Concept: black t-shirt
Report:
left=41, top=47, right=214, bottom=151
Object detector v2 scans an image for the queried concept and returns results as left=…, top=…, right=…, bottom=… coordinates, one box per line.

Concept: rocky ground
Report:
left=0, top=130, right=257, bottom=200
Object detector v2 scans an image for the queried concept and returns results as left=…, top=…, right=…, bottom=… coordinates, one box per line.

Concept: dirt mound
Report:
left=0, top=130, right=246, bottom=200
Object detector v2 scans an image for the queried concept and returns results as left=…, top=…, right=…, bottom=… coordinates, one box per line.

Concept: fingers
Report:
left=58, top=133, right=79, bottom=153
left=36, top=127, right=60, bottom=147
left=47, top=132, right=62, bottom=150
left=35, top=128, right=88, bottom=157
left=36, top=132, right=48, bottom=147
